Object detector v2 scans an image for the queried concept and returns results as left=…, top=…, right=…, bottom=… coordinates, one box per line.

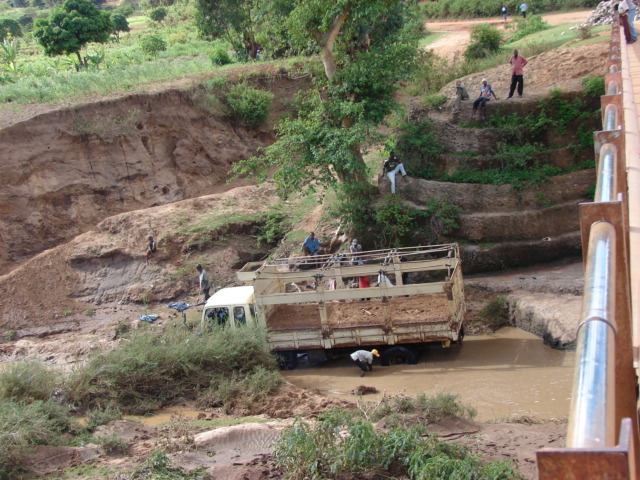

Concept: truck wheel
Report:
left=276, top=351, right=299, bottom=370
left=380, top=346, right=418, bottom=366
left=456, top=325, right=465, bottom=347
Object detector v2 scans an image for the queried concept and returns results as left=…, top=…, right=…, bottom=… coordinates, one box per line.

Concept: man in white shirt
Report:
left=350, top=349, right=380, bottom=377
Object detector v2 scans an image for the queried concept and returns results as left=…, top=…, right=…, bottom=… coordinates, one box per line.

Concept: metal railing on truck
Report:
left=537, top=15, right=640, bottom=479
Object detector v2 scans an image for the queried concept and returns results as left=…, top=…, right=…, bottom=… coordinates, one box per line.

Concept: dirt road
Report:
left=426, top=10, right=593, bottom=58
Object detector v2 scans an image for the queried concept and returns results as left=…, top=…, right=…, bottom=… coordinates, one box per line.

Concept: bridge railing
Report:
left=537, top=16, right=640, bottom=479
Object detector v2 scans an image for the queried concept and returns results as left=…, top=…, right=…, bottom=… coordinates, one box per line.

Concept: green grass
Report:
left=275, top=406, right=522, bottom=480
left=65, top=324, right=278, bottom=414
left=419, top=31, right=445, bottom=48
left=507, top=23, right=608, bottom=48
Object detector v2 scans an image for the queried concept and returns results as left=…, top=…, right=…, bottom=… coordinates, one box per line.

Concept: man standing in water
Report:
left=350, top=349, right=380, bottom=377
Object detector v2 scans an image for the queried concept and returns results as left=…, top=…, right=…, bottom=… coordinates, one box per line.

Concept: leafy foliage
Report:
left=423, top=0, right=600, bottom=19
left=275, top=407, right=522, bottom=480
left=508, top=15, right=549, bottom=42
left=0, top=400, right=75, bottom=479
left=0, top=37, right=19, bottom=73
left=465, top=23, right=502, bottom=60
left=140, top=33, right=167, bottom=57
left=232, top=0, right=422, bottom=197
left=394, top=120, right=444, bottom=179
left=121, top=450, right=209, bottom=480
left=66, top=325, right=278, bottom=414
left=195, top=0, right=264, bottom=59
left=210, top=46, right=232, bottom=65
left=0, top=360, right=59, bottom=402
left=111, top=13, right=130, bottom=41
left=0, top=18, right=22, bottom=39
left=581, top=76, right=605, bottom=98
left=224, top=82, right=274, bottom=126
left=33, top=0, right=114, bottom=66
left=149, top=6, right=167, bottom=24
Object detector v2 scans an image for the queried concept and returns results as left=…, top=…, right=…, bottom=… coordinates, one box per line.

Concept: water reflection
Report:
left=282, top=327, right=575, bottom=422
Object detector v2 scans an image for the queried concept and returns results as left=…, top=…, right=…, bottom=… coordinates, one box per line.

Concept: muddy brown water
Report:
left=282, top=327, right=575, bottom=422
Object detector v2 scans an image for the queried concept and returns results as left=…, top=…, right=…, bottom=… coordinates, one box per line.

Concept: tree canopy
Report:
left=232, top=0, right=422, bottom=198
left=33, top=0, right=114, bottom=66
left=111, top=13, right=130, bottom=41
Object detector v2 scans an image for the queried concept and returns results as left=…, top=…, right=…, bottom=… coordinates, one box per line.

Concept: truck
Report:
left=201, top=243, right=466, bottom=369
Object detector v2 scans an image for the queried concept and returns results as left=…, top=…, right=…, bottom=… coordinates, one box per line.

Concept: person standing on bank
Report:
left=519, top=1, right=527, bottom=18
left=619, top=0, right=638, bottom=43
left=507, top=49, right=528, bottom=99
left=196, top=264, right=211, bottom=301
left=383, top=151, right=407, bottom=194
left=452, top=80, right=469, bottom=113
left=350, top=349, right=380, bottom=377
left=501, top=4, right=508, bottom=22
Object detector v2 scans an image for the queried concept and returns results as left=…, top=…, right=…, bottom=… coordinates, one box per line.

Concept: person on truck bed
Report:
left=350, top=349, right=380, bottom=377
left=302, top=232, right=320, bottom=256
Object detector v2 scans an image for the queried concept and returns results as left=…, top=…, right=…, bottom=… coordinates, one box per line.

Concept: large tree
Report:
left=195, top=0, right=260, bottom=59
left=232, top=0, right=422, bottom=198
left=34, top=0, right=114, bottom=67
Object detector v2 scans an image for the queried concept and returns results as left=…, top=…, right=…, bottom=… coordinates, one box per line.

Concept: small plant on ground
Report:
left=0, top=360, right=60, bottom=402
left=581, top=76, right=605, bottom=98
left=140, top=34, right=167, bottom=58
left=275, top=407, right=521, bottom=480
left=210, top=46, right=232, bottom=66
left=85, top=405, right=123, bottom=432
left=224, top=82, right=274, bottom=127
left=479, top=296, right=509, bottom=329
left=117, top=449, right=208, bottom=479
left=464, top=23, right=502, bottom=60
left=94, top=433, right=128, bottom=455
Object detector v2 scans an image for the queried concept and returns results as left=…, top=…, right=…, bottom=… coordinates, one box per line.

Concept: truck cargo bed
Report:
left=266, top=294, right=450, bottom=330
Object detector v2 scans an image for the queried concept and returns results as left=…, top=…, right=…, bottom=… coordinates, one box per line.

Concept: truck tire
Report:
left=380, top=346, right=418, bottom=366
left=276, top=351, right=299, bottom=370
left=456, top=325, right=465, bottom=347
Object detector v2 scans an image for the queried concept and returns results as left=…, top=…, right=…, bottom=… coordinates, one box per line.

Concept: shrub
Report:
left=478, top=296, right=509, bottom=328
left=120, top=449, right=208, bottom=480
left=257, top=207, right=290, bottom=247
left=140, top=34, right=167, bottom=58
left=199, top=366, right=284, bottom=413
left=578, top=24, right=592, bottom=40
left=0, top=19, right=22, bottom=39
left=581, top=76, right=605, bottom=98
left=0, top=400, right=74, bottom=479
left=508, top=15, right=549, bottom=42
left=394, top=120, right=444, bottom=178
left=149, top=7, right=167, bottom=24
left=275, top=408, right=521, bottom=480
left=210, top=46, right=232, bottom=66
left=464, top=23, right=502, bottom=60
left=0, top=360, right=59, bottom=403
left=420, top=93, right=447, bottom=109
left=224, top=83, right=274, bottom=126
left=66, top=325, right=278, bottom=413
left=95, top=433, right=128, bottom=455
left=85, top=405, right=123, bottom=432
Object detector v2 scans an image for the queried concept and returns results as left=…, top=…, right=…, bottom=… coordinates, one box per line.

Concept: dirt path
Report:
left=426, top=10, right=594, bottom=59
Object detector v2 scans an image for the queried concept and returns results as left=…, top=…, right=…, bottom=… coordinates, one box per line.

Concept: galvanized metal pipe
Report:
left=607, top=80, right=619, bottom=95
left=604, top=104, right=619, bottom=131
left=567, top=222, right=617, bottom=448
left=595, top=144, right=617, bottom=202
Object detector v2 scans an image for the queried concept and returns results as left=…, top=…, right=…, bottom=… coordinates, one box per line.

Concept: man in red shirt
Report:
left=507, top=49, right=528, bottom=99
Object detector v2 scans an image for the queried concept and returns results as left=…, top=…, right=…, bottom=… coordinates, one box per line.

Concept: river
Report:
left=282, top=327, right=575, bottom=422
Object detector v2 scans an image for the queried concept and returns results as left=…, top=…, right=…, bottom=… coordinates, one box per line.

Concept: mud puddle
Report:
left=282, top=327, right=575, bottom=421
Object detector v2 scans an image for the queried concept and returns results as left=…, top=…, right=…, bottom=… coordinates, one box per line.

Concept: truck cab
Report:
left=201, top=285, right=257, bottom=331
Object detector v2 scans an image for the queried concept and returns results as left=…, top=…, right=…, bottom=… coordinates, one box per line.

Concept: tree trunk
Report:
left=320, top=13, right=346, bottom=82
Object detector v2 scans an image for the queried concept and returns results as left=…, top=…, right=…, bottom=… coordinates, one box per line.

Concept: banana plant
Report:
left=0, top=36, right=19, bottom=74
